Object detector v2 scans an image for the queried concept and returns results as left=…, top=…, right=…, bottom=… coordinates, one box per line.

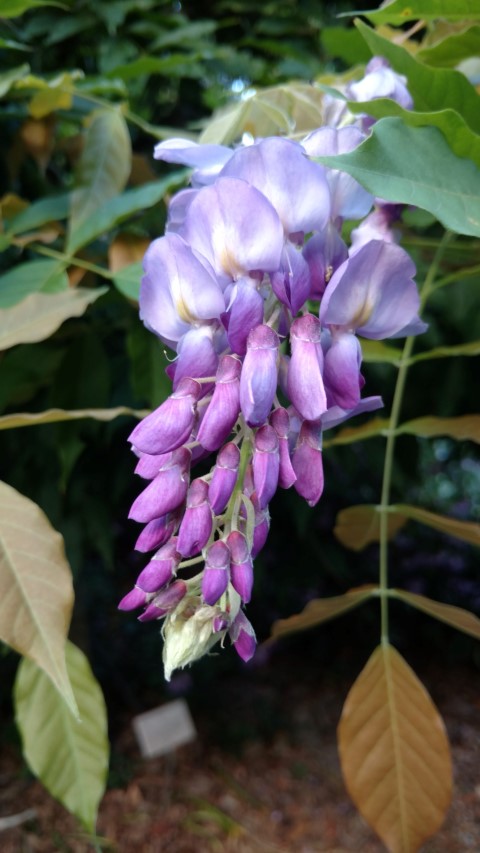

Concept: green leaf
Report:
left=0, top=481, right=76, bottom=713
left=105, top=54, right=204, bottom=81
left=360, top=338, right=403, bottom=365
left=0, top=64, right=30, bottom=97
left=394, top=504, right=480, bottom=547
left=316, top=118, right=480, bottom=237
left=408, top=340, right=480, bottom=363
left=352, top=1, right=480, bottom=24
left=67, top=110, right=131, bottom=254
left=321, top=26, right=371, bottom=65
left=0, top=1, right=67, bottom=19
left=270, top=585, right=377, bottom=640
left=8, top=194, right=70, bottom=235
left=70, top=173, right=185, bottom=255
left=418, top=24, right=480, bottom=67
left=347, top=100, right=480, bottom=170
left=0, top=287, right=107, bottom=350
left=356, top=20, right=480, bottom=134
left=14, top=641, right=109, bottom=831
left=112, top=261, right=142, bottom=301
left=0, top=260, right=68, bottom=308
left=334, top=505, right=407, bottom=551
left=0, top=406, right=146, bottom=430
left=392, top=589, right=480, bottom=640
left=397, top=414, right=480, bottom=443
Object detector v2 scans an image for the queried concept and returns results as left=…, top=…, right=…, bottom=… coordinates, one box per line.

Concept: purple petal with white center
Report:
left=292, top=422, right=324, bottom=507
left=287, top=315, right=327, bottom=422
left=320, top=241, right=422, bottom=340
left=270, top=243, right=311, bottom=315
left=177, top=478, right=213, bottom=557
left=129, top=377, right=201, bottom=455
left=220, top=137, right=331, bottom=235
left=252, top=425, right=280, bottom=510
left=225, top=278, right=265, bottom=356
left=196, top=355, right=242, bottom=451
left=240, top=324, right=279, bottom=427
left=129, top=448, right=190, bottom=523
left=182, top=177, right=284, bottom=280
left=303, top=126, right=373, bottom=221
left=302, top=224, right=348, bottom=300
left=323, top=332, right=363, bottom=410
left=140, top=232, right=225, bottom=345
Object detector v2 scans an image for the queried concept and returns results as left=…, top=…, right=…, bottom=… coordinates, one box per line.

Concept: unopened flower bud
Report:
left=138, top=579, right=187, bottom=622
left=287, top=315, right=327, bottom=422
left=196, top=355, right=242, bottom=451
left=227, top=530, right=254, bottom=603
left=177, top=478, right=212, bottom=557
left=136, top=537, right=181, bottom=593
left=292, top=421, right=324, bottom=507
left=118, top=586, right=149, bottom=611
left=202, top=539, right=230, bottom=605
left=134, top=511, right=179, bottom=553
left=209, top=442, right=241, bottom=514
left=240, top=324, right=279, bottom=427
left=128, top=378, right=201, bottom=455
left=129, top=448, right=190, bottom=523
left=229, top=610, right=256, bottom=662
left=252, top=424, right=280, bottom=509
left=270, top=407, right=297, bottom=489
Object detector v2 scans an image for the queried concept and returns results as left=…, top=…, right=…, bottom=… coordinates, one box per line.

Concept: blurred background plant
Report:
left=0, top=0, right=479, bottom=849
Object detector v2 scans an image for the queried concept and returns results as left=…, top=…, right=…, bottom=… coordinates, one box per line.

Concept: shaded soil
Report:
left=1, top=658, right=479, bottom=852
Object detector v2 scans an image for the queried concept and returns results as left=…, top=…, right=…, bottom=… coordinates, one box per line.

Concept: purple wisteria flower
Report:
left=120, top=60, right=426, bottom=680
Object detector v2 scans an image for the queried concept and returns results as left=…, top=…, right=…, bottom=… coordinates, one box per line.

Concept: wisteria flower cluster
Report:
left=119, top=58, right=426, bottom=679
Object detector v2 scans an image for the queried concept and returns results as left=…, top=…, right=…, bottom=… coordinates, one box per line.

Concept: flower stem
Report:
left=377, top=231, right=452, bottom=645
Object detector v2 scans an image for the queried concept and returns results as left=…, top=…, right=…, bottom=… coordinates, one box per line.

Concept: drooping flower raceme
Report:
left=120, top=58, right=425, bottom=680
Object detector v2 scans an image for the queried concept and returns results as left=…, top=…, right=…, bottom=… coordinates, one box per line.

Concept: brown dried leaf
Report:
left=398, top=414, right=480, bottom=443
left=0, top=406, right=147, bottom=430
left=393, top=589, right=480, bottom=640
left=108, top=233, right=150, bottom=273
left=338, top=643, right=452, bottom=853
left=334, top=505, right=407, bottom=551
left=270, top=585, right=376, bottom=641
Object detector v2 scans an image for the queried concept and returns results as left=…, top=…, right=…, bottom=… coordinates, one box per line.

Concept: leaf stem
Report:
left=378, top=232, right=452, bottom=644
left=16, top=241, right=114, bottom=280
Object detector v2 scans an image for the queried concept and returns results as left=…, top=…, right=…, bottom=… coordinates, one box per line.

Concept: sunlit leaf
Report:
left=70, top=173, right=184, bottom=255
left=324, top=417, right=390, bottom=448
left=392, top=589, right=480, bottom=640
left=270, top=585, right=377, bottom=640
left=0, top=64, right=30, bottom=97
left=395, top=504, right=480, bottom=547
left=397, top=415, right=480, bottom=444
left=67, top=110, right=131, bottom=254
left=0, top=260, right=67, bottom=308
left=0, top=0, right=67, bottom=16
left=418, top=24, right=480, bottom=67
left=200, top=82, right=326, bottom=144
left=0, top=287, right=107, bottom=350
left=112, top=261, right=143, bottom=301
left=339, top=643, right=452, bottom=852
left=17, top=72, right=81, bottom=118
left=334, top=505, right=407, bottom=551
left=15, top=641, right=109, bottom=832
left=355, top=21, right=480, bottom=134
left=0, top=406, right=147, bottom=430
left=351, top=1, right=480, bottom=25
left=0, top=481, right=76, bottom=713
left=316, top=118, right=480, bottom=237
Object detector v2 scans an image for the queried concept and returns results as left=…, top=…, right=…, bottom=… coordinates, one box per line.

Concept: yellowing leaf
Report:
left=393, top=589, right=480, bottom=640
left=409, top=340, right=480, bottom=363
left=334, top=505, right=407, bottom=551
left=361, top=339, right=402, bottom=365
left=0, top=287, right=107, bottom=350
left=395, top=504, right=480, bottom=548
left=0, top=406, right=147, bottom=430
left=398, top=415, right=480, bottom=444
left=324, top=417, right=390, bottom=448
left=14, top=641, right=109, bottom=832
left=270, top=585, right=376, bottom=641
left=0, top=481, right=75, bottom=712
left=338, top=643, right=452, bottom=853
left=67, top=110, right=131, bottom=254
